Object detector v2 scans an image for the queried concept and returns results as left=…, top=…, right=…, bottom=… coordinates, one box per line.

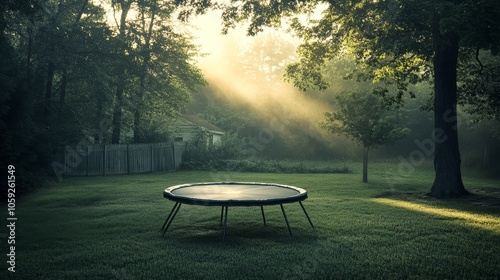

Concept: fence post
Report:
left=103, top=144, right=107, bottom=176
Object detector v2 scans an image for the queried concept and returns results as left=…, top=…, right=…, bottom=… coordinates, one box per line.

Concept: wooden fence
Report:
left=54, top=142, right=186, bottom=176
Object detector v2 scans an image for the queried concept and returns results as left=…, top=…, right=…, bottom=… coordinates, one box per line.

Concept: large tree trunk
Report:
left=59, top=68, right=67, bottom=104
left=111, top=80, right=124, bottom=144
left=133, top=3, right=156, bottom=144
left=133, top=73, right=146, bottom=143
left=43, top=62, right=55, bottom=123
left=110, top=1, right=132, bottom=144
left=26, top=20, right=33, bottom=82
left=133, top=95, right=141, bottom=143
left=430, top=15, right=469, bottom=198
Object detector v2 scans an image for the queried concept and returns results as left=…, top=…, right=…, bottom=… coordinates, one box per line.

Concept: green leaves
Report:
left=1, top=0, right=206, bottom=146
left=319, top=90, right=410, bottom=149
left=173, top=0, right=499, bottom=115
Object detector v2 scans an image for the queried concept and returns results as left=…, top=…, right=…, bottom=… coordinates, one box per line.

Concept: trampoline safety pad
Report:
left=160, top=182, right=314, bottom=240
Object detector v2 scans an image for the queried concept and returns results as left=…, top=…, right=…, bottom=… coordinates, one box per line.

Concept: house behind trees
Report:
left=174, top=115, right=225, bottom=146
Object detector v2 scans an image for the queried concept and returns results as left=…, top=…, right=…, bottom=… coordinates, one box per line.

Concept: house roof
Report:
left=180, top=115, right=225, bottom=134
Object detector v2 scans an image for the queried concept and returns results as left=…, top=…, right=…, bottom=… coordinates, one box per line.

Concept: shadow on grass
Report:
left=157, top=233, right=353, bottom=279
left=160, top=222, right=318, bottom=245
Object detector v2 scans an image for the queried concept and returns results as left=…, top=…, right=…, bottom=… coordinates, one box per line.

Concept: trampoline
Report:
left=160, top=182, right=314, bottom=240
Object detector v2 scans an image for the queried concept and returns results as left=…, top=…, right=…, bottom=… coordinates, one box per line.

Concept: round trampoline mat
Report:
left=163, top=182, right=308, bottom=206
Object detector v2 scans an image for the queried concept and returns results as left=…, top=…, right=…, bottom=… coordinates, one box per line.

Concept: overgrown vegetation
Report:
left=182, top=158, right=351, bottom=174
left=180, top=132, right=351, bottom=174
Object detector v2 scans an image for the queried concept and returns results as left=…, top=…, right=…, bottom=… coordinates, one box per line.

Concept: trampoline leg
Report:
left=162, top=203, right=181, bottom=236
left=260, top=206, right=266, bottom=226
left=160, top=202, right=179, bottom=232
left=280, top=204, right=292, bottom=237
left=220, top=206, right=224, bottom=224
left=222, top=206, right=228, bottom=241
left=299, top=201, right=314, bottom=228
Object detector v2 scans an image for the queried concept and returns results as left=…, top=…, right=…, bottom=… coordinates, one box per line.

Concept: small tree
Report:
left=320, top=91, right=410, bottom=183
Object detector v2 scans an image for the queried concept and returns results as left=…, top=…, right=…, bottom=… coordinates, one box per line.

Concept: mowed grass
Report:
left=4, top=163, right=500, bottom=280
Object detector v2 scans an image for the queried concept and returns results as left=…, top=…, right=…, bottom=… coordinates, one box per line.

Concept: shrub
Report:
left=182, top=158, right=351, bottom=174
left=180, top=132, right=244, bottom=168
left=180, top=132, right=351, bottom=174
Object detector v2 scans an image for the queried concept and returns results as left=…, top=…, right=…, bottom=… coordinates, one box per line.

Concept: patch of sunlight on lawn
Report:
left=373, top=198, right=500, bottom=234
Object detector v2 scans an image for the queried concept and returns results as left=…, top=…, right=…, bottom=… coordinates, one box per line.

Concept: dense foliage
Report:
left=175, top=0, right=500, bottom=197
left=0, top=0, right=205, bottom=194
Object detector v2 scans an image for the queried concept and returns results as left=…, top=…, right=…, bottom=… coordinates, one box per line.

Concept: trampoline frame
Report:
left=160, top=182, right=314, bottom=240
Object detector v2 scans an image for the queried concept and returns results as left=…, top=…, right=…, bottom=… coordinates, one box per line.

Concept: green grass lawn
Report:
left=3, top=163, right=500, bottom=279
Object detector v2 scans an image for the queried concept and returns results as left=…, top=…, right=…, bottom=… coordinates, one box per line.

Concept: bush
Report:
left=180, top=132, right=351, bottom=174
left=181, top=158, right=351, bottom=174
left=180, top=132, right=244, bottom=167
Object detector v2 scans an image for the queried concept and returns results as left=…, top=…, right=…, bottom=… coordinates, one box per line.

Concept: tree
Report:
left=0, top=0, right=204, bottom=195
left=459, top=51, right=500, bottom=121
left=110, top=0, right=133, bottom=144
left=175, top=0, right=500, bottom=198
left=320, top=90, right=409, bottom=182
left=109, top=0, right=205, bottom=144
left=29, top=0, right=113, bottom=145
left=1, top=0, right=48, bottom=195
left=238, top=32, right=297, bottom=87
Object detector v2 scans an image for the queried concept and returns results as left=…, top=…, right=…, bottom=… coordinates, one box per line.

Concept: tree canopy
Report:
left=0, top=0, right=205, bottom=193
left=175, top=0, right=500, bottom=198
